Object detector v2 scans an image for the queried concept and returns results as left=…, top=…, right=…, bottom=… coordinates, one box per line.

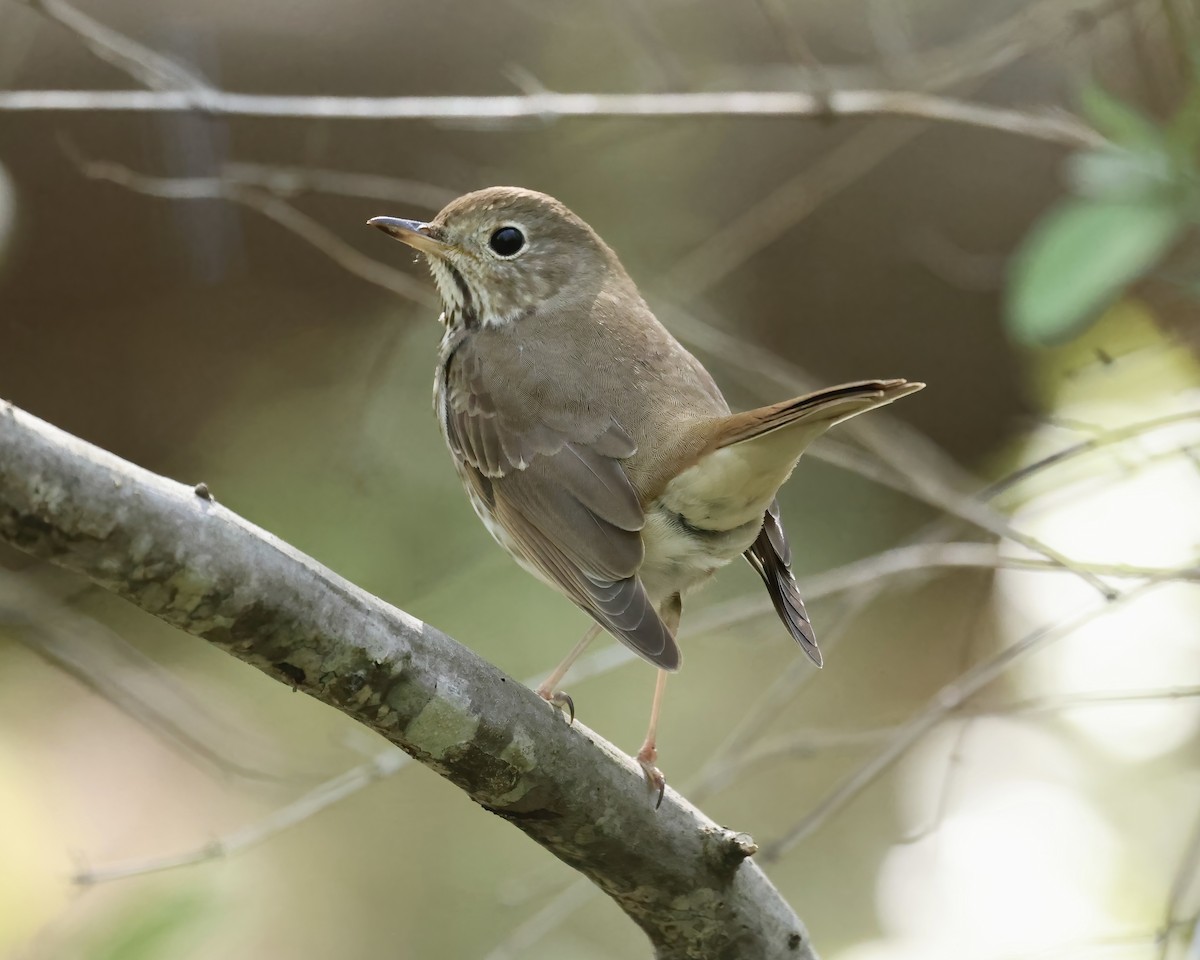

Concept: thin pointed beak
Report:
left=367, top=216, right=447, bottom=256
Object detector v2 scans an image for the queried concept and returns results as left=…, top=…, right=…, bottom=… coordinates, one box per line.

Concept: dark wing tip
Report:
left=650, top=634, right=683, bottom=672
left=589, top=575, right=682, bottom=672
left=746, top=508, right=823, bottom=668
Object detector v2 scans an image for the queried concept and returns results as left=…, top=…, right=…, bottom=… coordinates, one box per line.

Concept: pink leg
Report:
left=636, top=668, right=669, bottom=808
left=535, top=623, right=602, bottom=724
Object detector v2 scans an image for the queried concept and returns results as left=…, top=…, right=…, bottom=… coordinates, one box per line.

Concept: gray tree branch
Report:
left=0, top=399, right=815, bottom=960
left=0, top=88, right=1104, bottom=148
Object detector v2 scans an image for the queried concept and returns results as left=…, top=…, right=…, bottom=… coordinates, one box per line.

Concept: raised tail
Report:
left=713, top=378, right=924, bottom=450
left=662, top=379, right=924, bottom=535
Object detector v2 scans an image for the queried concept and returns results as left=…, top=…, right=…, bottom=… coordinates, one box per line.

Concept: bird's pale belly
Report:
left=638, top=501, right=762, bottom=606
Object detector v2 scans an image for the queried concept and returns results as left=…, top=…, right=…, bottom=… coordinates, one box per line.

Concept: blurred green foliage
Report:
left=84, top=891, right=211, bottom=960
left=1007, top=78, right=1200, bottom=345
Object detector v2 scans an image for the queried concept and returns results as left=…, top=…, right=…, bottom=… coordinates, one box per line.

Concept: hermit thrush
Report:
left=370, top=187, right=922, bottom=804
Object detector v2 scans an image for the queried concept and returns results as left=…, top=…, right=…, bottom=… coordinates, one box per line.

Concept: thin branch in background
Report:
left=907, top=224, right=1005, bottom=291
left=870, top=0, right=1144, bottom=92
left=22, top=0, right=206, bottom=91
left=220, top=162, right=459, bottom=210
left=693, top=727, right=896, bottom=798
left=6, top=0, right=1096, bottom=150
left=659, top=122, right=927, bottom=299
left=894, top=576, right=993, bottom=845
left=999, top=930, right=1164, bottom=960
left=752, top=0, right=834, bottom=105
left=866, top=0, right=920, bottom=84
left=604, top=0, right=690, bottom=91
left=699, top=685, right=1200, bottom=790
left=1158, top=808, right=1200, bottom=960
left=763, top=578, right=1170, bottom=860
left=480, top=878, right=598, bottom=960
left=659, top=0, right=1137, bottom=304
left=0, top=573, right=305, bottom=785
left=0, top=86, right=1108, bottom=145
left=73, top=748, right=410, bottom=885
left=993, top=686, right=1200, bottom=714
left=982, top=410, right=1200, bottom=499
left=69, top=152, right=437, bottom=307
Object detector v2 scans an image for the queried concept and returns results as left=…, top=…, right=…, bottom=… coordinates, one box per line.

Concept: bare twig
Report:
left=658, top=123, right=930, bottom=298
left=696, top=684, right=1200, bottom=792
left=0, top=87, right=1106, bottom=147
left=73, top=747, right=410, bottom=885
left=72, top=155, right=437, bottom=306
left=1159, top=808, right=1200, bottom=960
left=220, top=162, right=458, bottom=209
left=895, top=577, right=993, bottom=845
left=1, top=575, right=306, bottom=785
left=481, top=878, right=598, bottom=960
left=763, top=579, right=1169, bottom=859
left=23, top=0, right=207, bottom=91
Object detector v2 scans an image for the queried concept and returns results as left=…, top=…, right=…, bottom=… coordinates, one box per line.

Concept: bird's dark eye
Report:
left=488, top=226, right=525, bottom=257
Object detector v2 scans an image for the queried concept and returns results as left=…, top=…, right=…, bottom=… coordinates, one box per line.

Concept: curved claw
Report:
left=537, top=689, right=575, bottom=725
left=636, top=752, right=666, bottom=810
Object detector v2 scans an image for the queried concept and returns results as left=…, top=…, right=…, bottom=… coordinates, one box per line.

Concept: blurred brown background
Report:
left=1, top=0, right=1198, bottom=958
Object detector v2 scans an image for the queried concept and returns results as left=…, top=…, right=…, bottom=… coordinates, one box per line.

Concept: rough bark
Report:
left=0, top=399, right=816, bottom=960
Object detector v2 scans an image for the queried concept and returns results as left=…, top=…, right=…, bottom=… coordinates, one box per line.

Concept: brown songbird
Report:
left=369, top=187, right=922, bottom=804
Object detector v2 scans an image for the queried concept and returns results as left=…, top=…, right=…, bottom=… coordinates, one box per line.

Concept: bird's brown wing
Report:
left=443, top=344, right=681, bottom=671
left=744, top=499, right=822, bottom=667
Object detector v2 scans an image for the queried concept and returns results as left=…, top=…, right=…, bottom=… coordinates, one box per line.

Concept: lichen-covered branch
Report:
left=0, top=399, right=815, bottom=960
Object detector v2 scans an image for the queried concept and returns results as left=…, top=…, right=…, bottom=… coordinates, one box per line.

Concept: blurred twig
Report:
left=0, top=573, right=304, bottom=785
left=1159, top=809, right=1200, bottom=960
left=660, top=0, right=1139, bottom=302
left=219, top=163, right=458, bottom=210
left=21, top=0, right=207, bottom=91
left=762, top=577, right=1170, bottom=859
left=895, top=576, right=992, bottom=845
left=0, top=87, right=1106, bottom=145
left=480, top=878, right=598, bottom=960
left=69, top=152, right=438, bottom=307
left=72, top=748, right=410, bottom=885
left=702, top=685, right=1200, bottom=791
left=659, top=122, right=925, bottom=298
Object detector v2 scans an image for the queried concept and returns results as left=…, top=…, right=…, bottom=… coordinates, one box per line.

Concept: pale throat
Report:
left=429, top=258, right=523, bottom=331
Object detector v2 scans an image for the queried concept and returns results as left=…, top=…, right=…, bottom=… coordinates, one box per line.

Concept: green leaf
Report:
left=1067, top=146, right=1175, bottom=201
left=1007, top=199, right=1186, bottom=345
left=88, top=892, right=209, bottom=960
left=1165, top=74, right=1200, bottom=174
left=1080, top=83, right=1166, bottom=150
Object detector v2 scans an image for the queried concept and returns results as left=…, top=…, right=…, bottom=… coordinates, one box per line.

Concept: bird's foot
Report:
left=535, top=686, right=575, bottom=725
left=636, top=744, right=666, bottom=810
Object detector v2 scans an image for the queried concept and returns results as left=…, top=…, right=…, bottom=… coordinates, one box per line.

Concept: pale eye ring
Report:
left=488, top=225, right=525, bottom=258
